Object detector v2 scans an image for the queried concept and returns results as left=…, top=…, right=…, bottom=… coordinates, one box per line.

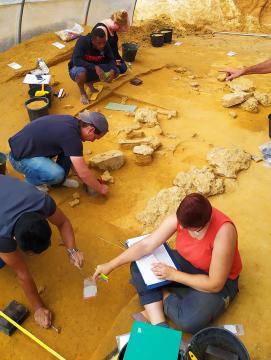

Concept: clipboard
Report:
left=126, top=235, right=180, bottom=289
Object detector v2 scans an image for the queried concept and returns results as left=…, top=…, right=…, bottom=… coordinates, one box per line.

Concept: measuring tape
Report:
left=0, top=310, right=66, bottom=360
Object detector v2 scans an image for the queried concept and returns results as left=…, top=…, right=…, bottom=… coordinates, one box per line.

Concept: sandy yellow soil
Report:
left=0, top=31, right=270, bottom=360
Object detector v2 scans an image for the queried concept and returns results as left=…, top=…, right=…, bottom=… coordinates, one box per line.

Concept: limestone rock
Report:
left=229, top=110, right=237, bottom=118
left=101, top=170, right=114, bottom=183
left=154, top=125, right=164, bottom=135
left=72, top=192, right=80, bottom=199
left=157, top=109, right=177, bottom=119
left=190, top=81, right=199, bottom=88
left=221, top=92, right=251, bottom=107
left=207, top=147, right=251, bottom=178
left=126, top=130, right=145, bottom=139
left=174, top=67, right=187, bottom=74
left=136, top=186, right=186, bottom=233
left=133, top=145, right=154, bottom=166
left=133, top=145, right=154, bottom=156
left=228, top=78, right=255, bottom=92
left=240, top=97, right=258, bottom=113
left=120, top=123, right=141, bottom=134
left=69, top=199, right=80, bottom=208
left=89, top=150, right=125, bottom=171
left=253, top=91, right=271, bottom=106
left=119, top=136, right=161, bottom=150
left=173, top=167, right=224, bottom=196
left=135, top=108, right=158, bottom=127
left=217, top=73, right=227, bottom=82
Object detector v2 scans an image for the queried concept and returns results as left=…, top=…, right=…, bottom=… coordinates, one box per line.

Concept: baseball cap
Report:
left=78, top=110, right=109, bottom=134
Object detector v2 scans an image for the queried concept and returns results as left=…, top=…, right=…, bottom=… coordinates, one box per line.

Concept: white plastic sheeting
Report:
left=0, top=0, right=136, bottom=52
left=87, top=0, right=136, bottom=26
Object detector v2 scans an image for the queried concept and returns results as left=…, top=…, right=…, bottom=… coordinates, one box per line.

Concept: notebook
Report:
left=126, top=234, right=180, bottom=289
left=124, top=321, right=182, bottom=360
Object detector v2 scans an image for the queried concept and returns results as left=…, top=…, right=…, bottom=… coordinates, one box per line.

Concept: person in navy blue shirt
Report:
left=9, top=111, right=109, bottom=194
left=0, top=175, right=83, bottom=329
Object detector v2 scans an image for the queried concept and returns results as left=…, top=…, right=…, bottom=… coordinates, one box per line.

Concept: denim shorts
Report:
left=69, top=66, right=86, bottom=81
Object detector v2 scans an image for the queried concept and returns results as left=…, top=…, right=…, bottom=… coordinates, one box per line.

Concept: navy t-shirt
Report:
left=0, top=175, right=56, bottom=253
left=9, top=115, right=83, bottom=160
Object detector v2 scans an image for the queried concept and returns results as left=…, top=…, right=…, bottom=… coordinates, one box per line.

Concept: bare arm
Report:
left=0, top=250, right=52, bottom=328
left=93, top=214, right=178, bottom=279
left=70, top=156, right=108, bottom=195
left=222, top=58, right=271, bottom=80
left=152, top=223, right=237, bottom=293
left=0, top=250, right=44, bottom=310
left=48, top=207, right=84, bottom=268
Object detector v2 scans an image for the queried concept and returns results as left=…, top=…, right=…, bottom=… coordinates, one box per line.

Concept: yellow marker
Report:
left=0, top=310, right=66, bottom=360
left=99, top=273, right=109, bottom=281
left=188, top=351, right=198, bottom=360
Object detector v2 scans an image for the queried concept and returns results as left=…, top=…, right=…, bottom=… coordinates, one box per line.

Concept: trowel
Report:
left=35, top=83, right=49, bottom=97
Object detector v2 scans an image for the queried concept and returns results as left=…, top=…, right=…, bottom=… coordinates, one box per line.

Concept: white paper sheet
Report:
left=23, top=74, right=51, bottom=85
left=126, top=235, right=177, bottom=286
left=8, top=62, right=22, bottom=70
left=52, top=42, right=65, bottom=49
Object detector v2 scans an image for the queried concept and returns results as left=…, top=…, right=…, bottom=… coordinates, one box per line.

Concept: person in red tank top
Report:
left=93, top=193, right=242, bottom=333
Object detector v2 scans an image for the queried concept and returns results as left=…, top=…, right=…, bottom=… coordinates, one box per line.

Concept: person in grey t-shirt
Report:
left=0, top=175, right=84, bottom=329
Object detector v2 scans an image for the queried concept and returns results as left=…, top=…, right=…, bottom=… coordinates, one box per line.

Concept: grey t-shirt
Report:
left=0, top=175, right=56, bottom=253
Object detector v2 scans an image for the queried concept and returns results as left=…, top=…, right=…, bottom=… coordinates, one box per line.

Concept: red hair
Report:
left=176, top=193, right=212, bottom=228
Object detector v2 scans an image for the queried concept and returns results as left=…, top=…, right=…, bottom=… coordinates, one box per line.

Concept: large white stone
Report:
left=89, top=150, right=125, bottom=171
left=253, top=91, right=271, bottom=107
left=221, top=92, right=251, bottom=107
left=228, top=78, right=255, bottom=92
left=119, top=136, right=161, bottom=150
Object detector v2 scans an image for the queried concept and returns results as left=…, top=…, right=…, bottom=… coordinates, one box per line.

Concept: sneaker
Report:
left=63, top=179, right=79, bottom=188
left=36, top=184, right=49, bottom=192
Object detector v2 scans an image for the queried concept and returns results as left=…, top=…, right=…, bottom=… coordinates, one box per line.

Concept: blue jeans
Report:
left=0, top=258, right=5, bottom=269
left=9, top=153, right=71, bottom=186
left=69, top=63, right=120, bottom=82
left=130, top=251, right=239, bottom=334
left=117, top=61, right=127, bottom=74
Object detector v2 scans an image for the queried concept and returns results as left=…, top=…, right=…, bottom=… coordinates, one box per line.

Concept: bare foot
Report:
left=106, top=70, right=115, bottom=83
left=80, top=94, right=90, bottom=105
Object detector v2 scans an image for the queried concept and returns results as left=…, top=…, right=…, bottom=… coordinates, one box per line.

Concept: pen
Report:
left=188, top=351, right=198, bottom=360
left=99, top=273, right=109, bottom=281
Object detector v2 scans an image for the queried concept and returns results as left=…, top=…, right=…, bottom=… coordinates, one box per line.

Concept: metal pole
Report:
left=132, top=0, right=138, bottom=25
left=17, top=0, right=26, bottom=44
left=213, top=31, right=271, bottom=39
left=84, top=0, right=92, bottom=26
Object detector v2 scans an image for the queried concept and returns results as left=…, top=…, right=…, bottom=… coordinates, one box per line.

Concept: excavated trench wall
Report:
left=133, top=0, right=271, bottom=33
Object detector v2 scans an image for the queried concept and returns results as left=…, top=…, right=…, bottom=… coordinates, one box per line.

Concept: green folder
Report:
left=124, top=321, right=182, bottom=360
left=104, top=102, right=137, bottom=112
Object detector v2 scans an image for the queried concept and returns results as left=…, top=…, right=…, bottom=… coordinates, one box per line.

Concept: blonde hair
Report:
left=111, top=9, right=129, bottom=26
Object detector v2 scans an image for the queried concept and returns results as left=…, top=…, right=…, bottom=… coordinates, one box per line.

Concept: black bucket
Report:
left=28, top=84, right=52, bottom=107
left=0, top=152, right=7, bottom=175
left=25, top=97, right=49, bottom=122
left=150, top=33, right=164, bottom=47
left=268, top=113, right=271, bottom=138
left=185, top=327, right=250, bottom=360
left=118, top=343, right=127, bottom=360
left=160, top=28, right=173, bottom=43
left=122, top=42, right=138, bottom=62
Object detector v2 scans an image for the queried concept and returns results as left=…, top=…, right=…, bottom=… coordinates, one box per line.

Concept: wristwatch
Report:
left=67, top=248, right=79, bottom=258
